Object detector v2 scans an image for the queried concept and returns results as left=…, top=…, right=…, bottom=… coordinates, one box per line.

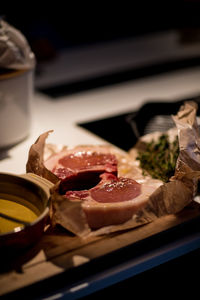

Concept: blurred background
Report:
left=1, top=2, right=200, bottom=299
left=2, top=1, right=200, bottom=97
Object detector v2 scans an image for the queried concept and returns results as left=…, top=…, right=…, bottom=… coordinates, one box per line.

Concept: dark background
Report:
left=2, top=1, right=200, bottom=62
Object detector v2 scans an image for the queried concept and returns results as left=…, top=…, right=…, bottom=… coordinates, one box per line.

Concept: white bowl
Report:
left=0, top=69, right=33, bottom=148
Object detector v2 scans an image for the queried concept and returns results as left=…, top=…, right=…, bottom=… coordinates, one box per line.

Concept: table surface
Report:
left=1, top=66, right=200, bottom=299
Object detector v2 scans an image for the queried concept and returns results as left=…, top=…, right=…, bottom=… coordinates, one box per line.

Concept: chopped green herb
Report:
left=136, top=134, right=179, bottom=182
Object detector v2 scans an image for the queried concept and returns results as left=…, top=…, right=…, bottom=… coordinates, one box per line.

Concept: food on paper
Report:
left=26, top=101, right=200, bottom=237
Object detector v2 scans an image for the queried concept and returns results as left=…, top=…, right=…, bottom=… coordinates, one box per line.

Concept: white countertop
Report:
left=1, top=66, right=200, bottom=174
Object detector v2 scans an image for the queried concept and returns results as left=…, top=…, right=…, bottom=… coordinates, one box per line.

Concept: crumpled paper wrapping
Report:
left=26, top=101, right=200, bottom=237
left=0, top=19, right=35, bottom=70
left=172, top=101, right=200, bottom=185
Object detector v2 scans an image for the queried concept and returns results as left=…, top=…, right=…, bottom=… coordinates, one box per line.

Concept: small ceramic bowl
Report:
left=0, top=173, right=53, bottom=251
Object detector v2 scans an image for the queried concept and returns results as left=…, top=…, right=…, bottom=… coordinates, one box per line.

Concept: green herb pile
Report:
left=136, top=134, right=179, bottom=182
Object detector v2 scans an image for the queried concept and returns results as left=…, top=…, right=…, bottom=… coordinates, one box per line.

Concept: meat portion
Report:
left=45, top=146, right=156, bottom=229
left=58, top=152, right=116, bottom=171
left=44, top=146, right=118, bottom=193
left=66, top=173, right=141, bottom=202
left=90, top=174, right=141, bottom=203
left=64, top=172, right=154, bottom=229
left=26, top=132, right=164, bottom=233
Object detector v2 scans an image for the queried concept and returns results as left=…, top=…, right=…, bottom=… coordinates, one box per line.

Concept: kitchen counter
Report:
left=1, top=66, right=200, bottom=299
left=1, top=66, right=200, bottom=174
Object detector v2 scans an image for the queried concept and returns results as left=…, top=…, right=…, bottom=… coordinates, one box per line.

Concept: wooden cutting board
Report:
left=0, top=204, right=200, bottom=297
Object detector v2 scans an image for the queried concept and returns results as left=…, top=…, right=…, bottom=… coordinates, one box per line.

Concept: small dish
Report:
left=0, top=173, right=53, bottom=251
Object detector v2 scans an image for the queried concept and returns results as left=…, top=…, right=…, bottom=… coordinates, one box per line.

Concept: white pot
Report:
left=0, top=69, right=33, bottom=148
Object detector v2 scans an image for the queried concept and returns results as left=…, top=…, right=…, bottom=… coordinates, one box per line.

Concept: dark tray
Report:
left=78, top=94, right=200, bottom=151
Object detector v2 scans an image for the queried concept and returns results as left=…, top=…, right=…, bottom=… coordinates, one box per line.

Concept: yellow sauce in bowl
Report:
left=0, top=197, right=40, bottom=234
